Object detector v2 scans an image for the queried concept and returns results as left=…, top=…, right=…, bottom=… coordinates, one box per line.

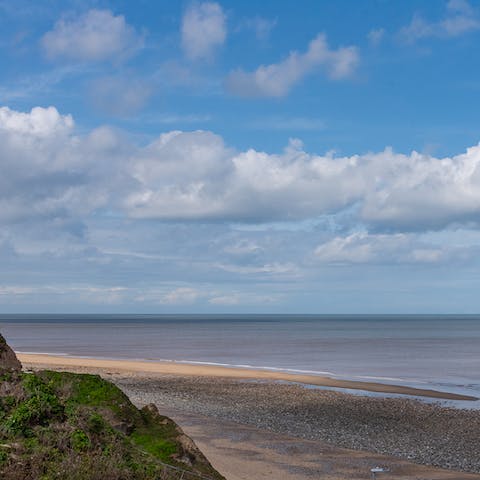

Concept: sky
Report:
left=2, top=0, right=480, bottom=313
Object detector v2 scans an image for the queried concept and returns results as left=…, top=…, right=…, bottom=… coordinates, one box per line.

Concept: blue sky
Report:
left=1, top=0, right=480, bottom=313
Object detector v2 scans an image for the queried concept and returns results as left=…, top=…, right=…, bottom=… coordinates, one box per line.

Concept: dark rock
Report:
left=0, top=334, right=21, bottom=373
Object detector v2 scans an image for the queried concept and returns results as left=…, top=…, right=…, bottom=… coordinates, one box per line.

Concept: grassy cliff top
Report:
left=0, top=368, right=224, bottom=480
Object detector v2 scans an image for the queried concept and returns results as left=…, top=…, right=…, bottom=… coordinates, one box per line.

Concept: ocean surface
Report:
left=1, top=314, right=479, bottom=405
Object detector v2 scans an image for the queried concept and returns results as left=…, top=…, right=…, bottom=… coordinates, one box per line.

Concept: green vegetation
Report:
left=3, top=374, right=64, bottom=436
left=70, top=429, right=91, bottom=451
left=0, top=369, right=224, bottom=480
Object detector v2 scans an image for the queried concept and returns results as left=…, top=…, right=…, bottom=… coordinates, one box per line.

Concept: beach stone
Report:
left=116, top=375, right=480, bottom=474
left=0, top=334, right=21, bottom=373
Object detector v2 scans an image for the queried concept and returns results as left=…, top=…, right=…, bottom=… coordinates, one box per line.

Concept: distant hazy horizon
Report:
left=2, top=314, right=480, bottom=405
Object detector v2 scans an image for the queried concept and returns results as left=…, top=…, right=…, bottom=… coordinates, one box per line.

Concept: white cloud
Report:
left=399, top=0, right=480, bottom=44
left=6, top=104, right=480, bottom=310
left=125, top=133, right=480, bottom=232
left=443, top=0, right=479, bottom=35
left=42, top=9, right=143, bottom=62
left=314, top=232, right=447, bottom=264
left=5, top=105, right=480, bottom=234
left=0, top=106, right=127, bottom=224
left=225, top=33, right=359, bottom=97
left=181, top=2, right=226, bottom=61
left=359, top=146, right=480, bottom=230
left=124, top=134, right=360, bottom=222
left=0, top=105, right=73, bottom=137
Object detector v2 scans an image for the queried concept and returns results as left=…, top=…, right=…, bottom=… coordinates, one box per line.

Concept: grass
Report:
left=0, top=369, right=224, bottom=480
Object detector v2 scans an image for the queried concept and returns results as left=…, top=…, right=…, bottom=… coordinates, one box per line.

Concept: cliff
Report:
left=0, top=334, right=21, bottom=373
left=0, top=334, right=224, bottom=480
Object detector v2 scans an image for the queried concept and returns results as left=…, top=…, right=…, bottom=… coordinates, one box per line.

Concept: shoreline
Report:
left=19, top=352, right=480, bottom=475
left=17, top=352, right=478, bottom=401
left=117, top=375, right=480, bottom=475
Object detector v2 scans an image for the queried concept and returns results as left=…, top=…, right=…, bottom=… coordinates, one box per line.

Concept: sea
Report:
left=1, top=314, right=479, bottom=407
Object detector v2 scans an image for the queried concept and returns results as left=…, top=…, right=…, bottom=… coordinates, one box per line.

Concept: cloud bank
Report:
left=3, top=106, right=480, bottom=235
left=3, top=104, right=480, bottom=310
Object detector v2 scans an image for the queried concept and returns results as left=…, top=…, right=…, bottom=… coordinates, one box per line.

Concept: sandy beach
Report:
left=17, top=353, right=478, bottom=401
left=19, top=352, right=480, bottom=479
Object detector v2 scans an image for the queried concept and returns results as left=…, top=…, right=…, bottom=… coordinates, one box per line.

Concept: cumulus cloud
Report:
left=0, top=105, right=73, bottom=137
left=0, top=106, right=129, bottom=225
left=42, top=9, right=143, bottom=62
left=125, top=134, right=480, bottom=232
left=181, top=2, right=226, bottom=61
left=5, top=105, right=480, bottom=234
left=225, top=33, right=359, bottom=97
left=399, top=0, right=480, bottom=44
left=6, top=104, right=480, bottom=310
left=125, top=134, right=351, bottom=222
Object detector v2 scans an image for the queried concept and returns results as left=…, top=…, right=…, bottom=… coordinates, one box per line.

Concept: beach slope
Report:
left=18, top=353, right=478, bottom=401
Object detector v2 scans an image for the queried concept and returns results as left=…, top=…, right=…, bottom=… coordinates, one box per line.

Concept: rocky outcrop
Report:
left=0, top=334, right=21, bottom=373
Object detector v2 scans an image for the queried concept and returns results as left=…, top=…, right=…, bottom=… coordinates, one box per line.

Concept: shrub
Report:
left=3, top=375, right=64, bottom=436
left=71, top=430, right=91, bottom=452
left=87, top=413, right=105, bottom=434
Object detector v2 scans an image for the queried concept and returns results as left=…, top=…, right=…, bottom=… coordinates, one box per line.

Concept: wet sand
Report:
left=17, top=353, right=478, bottom=401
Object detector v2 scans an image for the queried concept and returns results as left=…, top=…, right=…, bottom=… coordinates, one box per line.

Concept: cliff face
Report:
left=0, top=334, right=224, bottom=480
left=0, top=334, right=21, bottom=373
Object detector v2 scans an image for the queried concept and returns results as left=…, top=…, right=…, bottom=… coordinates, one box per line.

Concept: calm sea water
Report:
left=1, top=314, right=479, bottom=402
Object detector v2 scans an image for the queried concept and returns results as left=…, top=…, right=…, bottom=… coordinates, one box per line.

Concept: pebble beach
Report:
left=18, top=354, right=480, bottom=479
left=116, top=375, right=480, bottom=474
